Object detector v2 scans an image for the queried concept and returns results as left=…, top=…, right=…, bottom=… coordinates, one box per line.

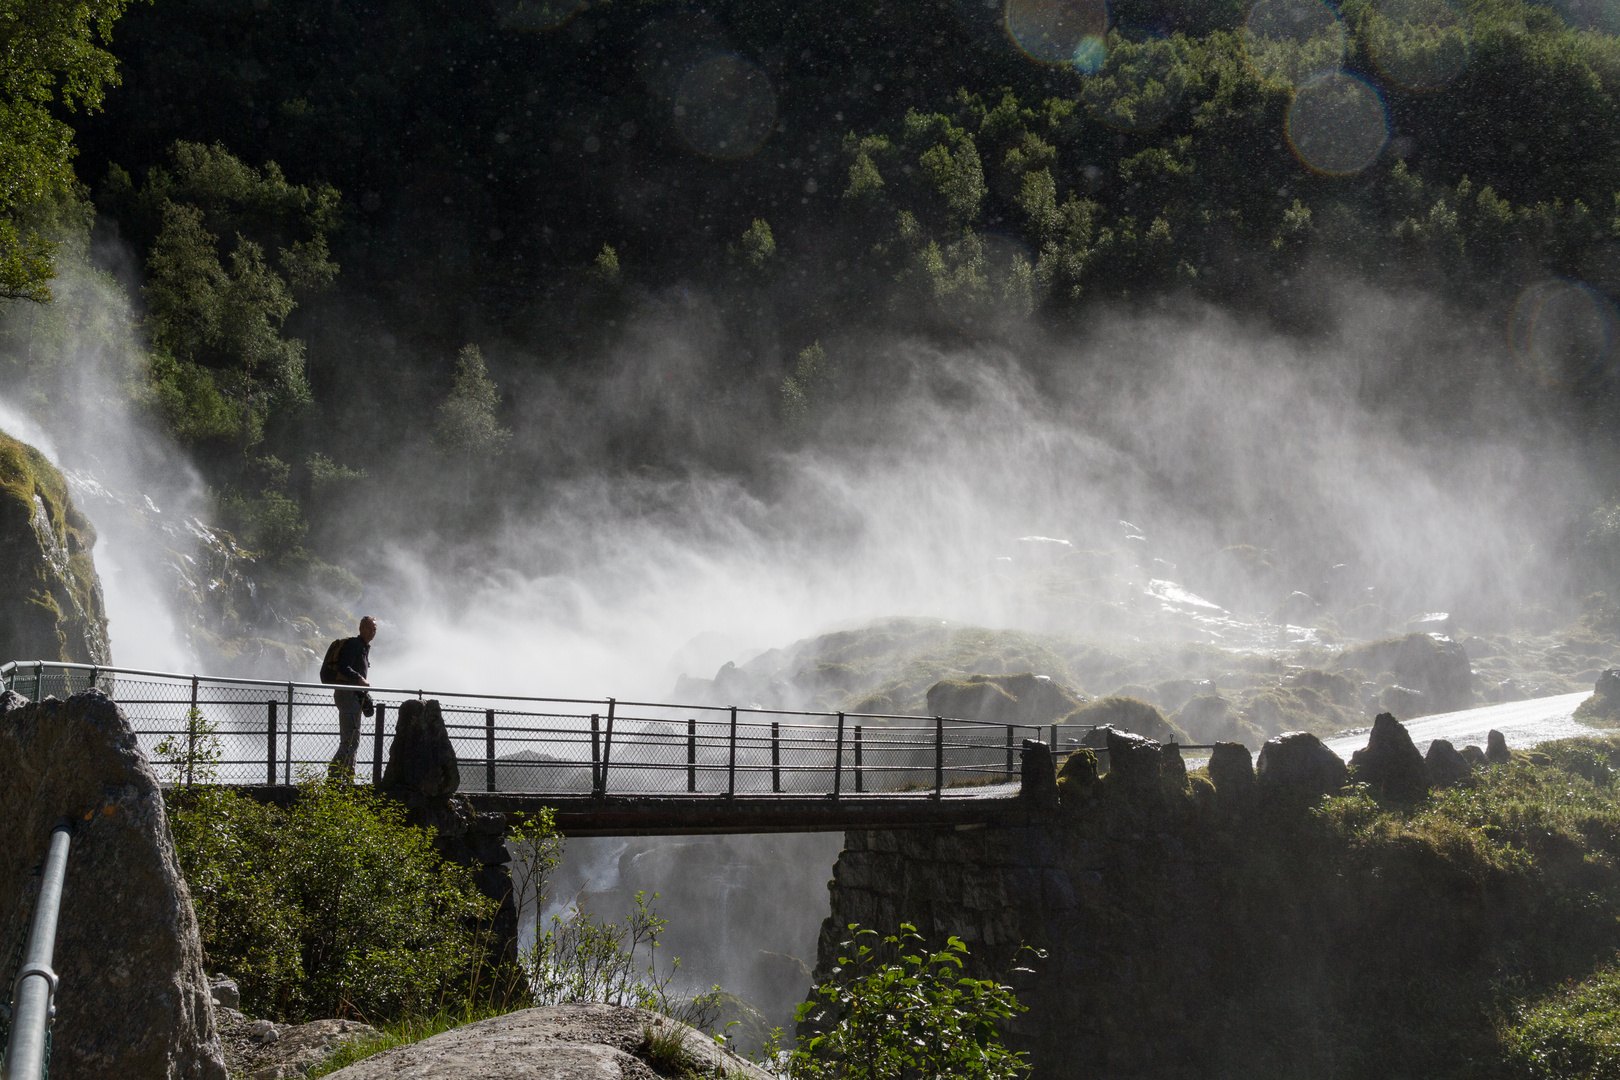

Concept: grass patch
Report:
left=303, top=1003, right=519, bottom=1078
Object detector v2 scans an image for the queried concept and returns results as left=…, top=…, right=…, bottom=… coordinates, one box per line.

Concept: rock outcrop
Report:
left=1349, top=713, right=1430, bottom=801
left=1487, top=729, right=1511, bottom=764
left=323, top=1003, right=770, bottom=1080
left=1256, top=731, right=1348, bottom=799
left=1575, top=668, right=1620, bottom=723
left=0, top=690, right=225, bottom=1079
left=379, top=698, right=516, bottom=958
left=1020, top=739, right=1059, bottom=808
left=926, top=673, right=1083, bottom=726
left=0, top=429, right=110, bottom=666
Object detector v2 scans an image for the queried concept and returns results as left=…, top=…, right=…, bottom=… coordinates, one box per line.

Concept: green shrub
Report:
left=168, top=782, right=495, bottom=1022
left=786, top=924, right=1030, bottom=1080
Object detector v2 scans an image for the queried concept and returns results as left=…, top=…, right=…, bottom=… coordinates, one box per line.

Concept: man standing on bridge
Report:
left=328, top=616, right=377, bottom=780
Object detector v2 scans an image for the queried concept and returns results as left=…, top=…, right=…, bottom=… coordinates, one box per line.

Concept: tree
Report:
left=434, top=344, right=511, bottom=458
left=0, top=0, right=138, bottom=302
left=104, top=141, right=340, bottom=448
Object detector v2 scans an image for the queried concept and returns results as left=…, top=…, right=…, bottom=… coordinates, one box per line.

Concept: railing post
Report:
left=833, top=713, right=844, bottom=800
left=1051, top=723, right=1059, bottom=753
left=5, top=822, right=71, bottom=1080
left=727, top=706, right=737, bottom=798
left=771, top=721, right=780, bottom=793
left=1006, top=725, right=1015, bottom=778
left=590, top=714, right=601, bottom=796
left=186, top=676, right=200, bottom=787
left=934, top=716, right=944, bottom=799
left=34, top=660, right=42, bottom=700
left=854, top=724, right=863, bottom=794
left=284, top=683, right=294, bottom=785
left=602, top=698, right=615, bottom=796
left=267, top=701, right=278, bottom=786
left=485, top=708, right=496, bottom=793
left=372, top=702, right=387, bottom=785
left=687, top=718, right=696, bottom=793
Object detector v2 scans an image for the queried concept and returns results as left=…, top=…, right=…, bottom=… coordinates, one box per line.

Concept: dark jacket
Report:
left=333, top=636, right=370, bottom=685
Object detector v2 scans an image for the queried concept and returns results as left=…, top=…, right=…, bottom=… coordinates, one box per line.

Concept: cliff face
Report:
left=0, top=429, right=110, bottom=666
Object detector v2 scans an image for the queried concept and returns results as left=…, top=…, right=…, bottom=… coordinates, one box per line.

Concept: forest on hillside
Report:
left=8, top=0, right=1620, bottom=670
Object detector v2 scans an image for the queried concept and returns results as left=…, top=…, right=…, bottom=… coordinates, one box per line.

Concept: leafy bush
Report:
left=785, top=925, right=1030, bottom=1080
left=168, top=781, right=495, bottom=1022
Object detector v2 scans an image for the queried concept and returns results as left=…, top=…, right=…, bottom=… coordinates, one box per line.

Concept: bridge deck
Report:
left=237, top=785, right=1043, bottom=835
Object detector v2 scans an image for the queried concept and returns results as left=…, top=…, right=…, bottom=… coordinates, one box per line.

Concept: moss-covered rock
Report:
left=925, top=671, right=1082, bottom=725
left=0, top=429, right=109, bottom=665
left=1067, top=695, right=1187, bottom=743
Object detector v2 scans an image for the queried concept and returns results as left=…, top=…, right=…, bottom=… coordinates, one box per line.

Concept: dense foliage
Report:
left=788, top=925, right=1031, bottom=1080
left=167, top=781, right=496, bottom=1022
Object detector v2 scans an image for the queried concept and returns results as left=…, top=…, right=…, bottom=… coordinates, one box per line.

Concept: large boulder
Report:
left=381, top=698, right=461, bottom=798
left=1349, top=712, right=1430, bottom=801
left=1104, top=728, right=1163, bottom=790
left=1425, top=739, right=1473, bottom=788
left=1208, top=742, right=1255, bottom=793
left=323, top=1003, right=771, bottom=1080
left=0, top=429, right=110, bottom=666
left=0, top=690, right=226, bottom=1079
left=1256, top=731, right=1349, bottom=800
left=1069, top=696, right=1187, bottom=744
left=926, top=673, right=1083, bottom=726
left=1335, top=632, right=1473, bottom=715
left=1019, top=739, right=1058, bottom=808
left=1575, top=668, right=1620, bottom=722
left=1487, top=729, right=1511, bottom=764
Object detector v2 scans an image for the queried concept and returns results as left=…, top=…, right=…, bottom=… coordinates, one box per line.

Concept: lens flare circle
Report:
left=1004, top=0, right=1110, bottom=69
left=1367, top=0, right=1471, bottom=90
left=1286, top=71, right=1388, bottom=174
left=1510, top=280, right=1620, bottom=387
left=674, top=54, right=778, bottom=160
left=1243, top=0, right=1346, bottom=89
left=1081, top=34, right=1186, bottom=132
left=495, top=0, right=585, bottom=31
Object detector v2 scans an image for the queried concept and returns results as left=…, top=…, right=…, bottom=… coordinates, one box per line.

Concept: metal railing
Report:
left=2, top=822, right=71, bottom=1080
left=2, top=661, right=1115, bottom=798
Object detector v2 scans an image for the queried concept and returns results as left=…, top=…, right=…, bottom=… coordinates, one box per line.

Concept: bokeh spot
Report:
left=674, top=54, right=778, bottom=160
left=1510, top=280, right=1620, bottom=387
left=1005, top=0, right=1110, bottom=66
left=1243, top=0, right=1346, bottom=89
left=496, top=0, right=586, bottom=32
left=1286, top=71, right=1388, bottom=174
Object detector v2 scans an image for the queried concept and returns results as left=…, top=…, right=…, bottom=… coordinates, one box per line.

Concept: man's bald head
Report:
left=359, top=616, right=377, bottom=642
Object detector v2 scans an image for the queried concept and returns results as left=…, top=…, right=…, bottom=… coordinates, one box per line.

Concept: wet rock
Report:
left=1271, top=591, right=1322, bottom=625
left=1598, top=668, right=1620, bottom=701
left=0, top=429, right=111, bottom=665
left=1425, top=739, right=1473, bottom=788
left=1058, top=747, right=1098, bottom=786
left=1257, top=731, right=1349, bottom=799
left=1019, top=739, right=1058, bottom=809
left=1105, top=728, right=1163, bottom=790
left=381, top=698, right=460, bottom=798
left=322, top=1003, right=772, bottom=1080
left=1350, top=712, right=1430, bottom=801
left=0, top=690, right=226, bottom=1080
left=1208, top=742, right=1255, bottom=793
left=1459, top=744, right=1487, bottom=767
left=1487, top=729, right=1511, bottom=764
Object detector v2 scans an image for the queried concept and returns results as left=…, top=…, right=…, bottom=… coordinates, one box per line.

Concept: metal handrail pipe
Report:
left=3, top=823, right=71, bottom=1080
left=2, top=661, right=1068, bottom=732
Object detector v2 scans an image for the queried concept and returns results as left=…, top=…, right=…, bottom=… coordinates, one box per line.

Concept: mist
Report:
left=347, top=281, right=1590, bottom=701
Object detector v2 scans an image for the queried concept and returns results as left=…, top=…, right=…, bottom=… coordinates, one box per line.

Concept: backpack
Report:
left=319, top=638, right=346, bottom=684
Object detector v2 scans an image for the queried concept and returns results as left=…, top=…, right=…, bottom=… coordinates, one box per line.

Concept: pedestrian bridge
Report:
left=0, top=661, right=1112, bottom=835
